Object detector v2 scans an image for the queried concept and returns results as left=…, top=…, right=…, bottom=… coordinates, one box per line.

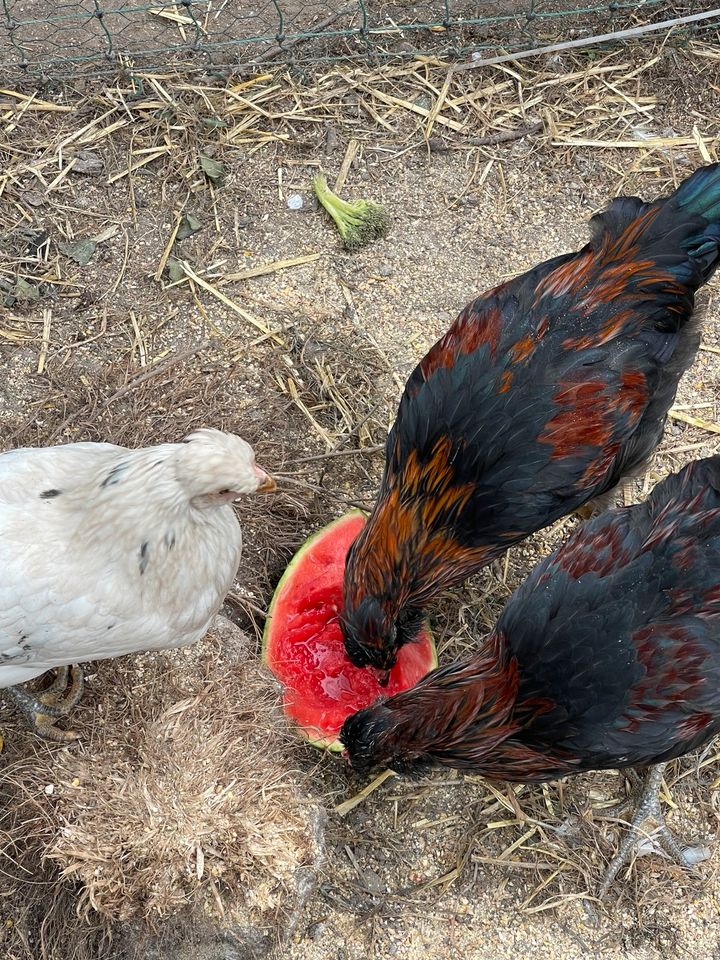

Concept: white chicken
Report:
left=0, top=428, right=275, bottom=740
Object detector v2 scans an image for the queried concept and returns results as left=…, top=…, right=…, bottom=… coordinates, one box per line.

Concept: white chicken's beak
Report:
left=255, top=466, right=276, bottom=494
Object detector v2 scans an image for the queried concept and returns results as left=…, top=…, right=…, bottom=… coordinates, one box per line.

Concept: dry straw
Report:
left=0, top=35, right=719, bottom=958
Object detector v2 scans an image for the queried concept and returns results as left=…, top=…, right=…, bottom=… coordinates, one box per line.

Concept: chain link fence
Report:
left=1, top=1, right=718, bottom=77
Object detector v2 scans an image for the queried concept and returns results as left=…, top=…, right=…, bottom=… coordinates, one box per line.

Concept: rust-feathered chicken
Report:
left=341, top=456, right=720, bottom=895
left=342, top=164, right=720, bottom=676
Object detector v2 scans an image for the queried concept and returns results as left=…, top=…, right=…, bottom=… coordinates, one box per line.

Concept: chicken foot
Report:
left=597, top=762, right=711, bottom=899
left=597, top=768, right=644, bottom=820
left=576, top=459, right=653, bottom=522
left=4, top=665, right=84, bottom=741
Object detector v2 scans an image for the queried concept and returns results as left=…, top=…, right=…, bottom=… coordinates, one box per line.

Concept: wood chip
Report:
left=221, top=253, right=321, bottom=284
left=334, top=139, right=359, bottom=193
left=154, top=212, right=183, bottom=282
left=181, top=261, right=285, bottom=346
left=37, top=308, right=51, bottom=374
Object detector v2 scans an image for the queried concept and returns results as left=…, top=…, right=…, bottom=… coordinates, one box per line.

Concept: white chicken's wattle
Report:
left=0, top=428, right=275, bottom=739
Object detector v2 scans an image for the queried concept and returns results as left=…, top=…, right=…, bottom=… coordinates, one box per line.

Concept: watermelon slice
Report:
left=262, top=511, right=437, bottom=751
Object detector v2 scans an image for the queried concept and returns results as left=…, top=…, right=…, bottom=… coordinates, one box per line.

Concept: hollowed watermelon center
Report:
left=263, top=512, right=436, bottom=749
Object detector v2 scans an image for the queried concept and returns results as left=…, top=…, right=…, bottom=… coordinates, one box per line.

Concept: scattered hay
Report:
left=0, top=620, right=325, bottom=959
left=0, top=34, right=719, bottom=960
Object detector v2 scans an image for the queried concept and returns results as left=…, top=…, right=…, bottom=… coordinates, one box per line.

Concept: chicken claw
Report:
left=4, top=665, right=84, bottom=742
left=597, top=763, right=711, bottom=899
left=576, top=460, right=653, bottom=523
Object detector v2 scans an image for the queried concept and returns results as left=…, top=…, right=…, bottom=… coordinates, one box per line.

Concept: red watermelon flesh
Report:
left=262, top=511, right=436, bottom=749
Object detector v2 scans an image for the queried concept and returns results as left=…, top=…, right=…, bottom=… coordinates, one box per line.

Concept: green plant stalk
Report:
left=312, top=173, right=390, bottom=250
left=314, top=174, right=362, bottom=220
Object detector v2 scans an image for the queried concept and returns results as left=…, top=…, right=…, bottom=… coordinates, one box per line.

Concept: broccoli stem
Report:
left=312, top=173, right=390, bottom=251
left=313, top=174, right=359, bottom=219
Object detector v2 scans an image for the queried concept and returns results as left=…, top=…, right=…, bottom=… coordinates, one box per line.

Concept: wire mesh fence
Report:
left=1, top=1, right=718, bottom=77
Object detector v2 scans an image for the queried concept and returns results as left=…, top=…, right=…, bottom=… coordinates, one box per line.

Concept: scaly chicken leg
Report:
left=576, top=458, right=654, bottom=522
left=598, top=763, right=711, bottom=899
left=4, top=665, right=84, bottom=741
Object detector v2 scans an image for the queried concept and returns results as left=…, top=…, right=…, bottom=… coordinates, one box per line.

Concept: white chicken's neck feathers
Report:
left=45, top=444, right=241, bottom=575
left=58, top=442, right=207, bottom=509
left=3, top=430, right=261, bottom=515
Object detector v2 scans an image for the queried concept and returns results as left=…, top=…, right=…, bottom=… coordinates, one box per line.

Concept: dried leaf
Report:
left=199, top=152, right=224, bottom=182
left=1, top=276, right=16, bottom=307
left=23, top=189, right=45, bottom=208
left=166, top=259, right=186, bottom=283
left=73, top=150, right=104, bottom=175
left=57, top=239, right=97, bottom=265
left=20, top=228, right=49, bottom=255
left=176, top=213, right=202, bottom=241
left=14, top=277, right=40, bottom=301
left=92, top=225, right=119, bottom=245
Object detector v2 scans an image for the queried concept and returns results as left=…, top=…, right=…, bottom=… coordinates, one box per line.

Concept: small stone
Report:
left=44, top=784, right=54, bottom=795
left=309, top=921, right=328, bottom=942
left=72, top=150, right=104, bottom=175
left=287, top=194, right=304, bottom=210
left=363, top=867, right=384, bottom=894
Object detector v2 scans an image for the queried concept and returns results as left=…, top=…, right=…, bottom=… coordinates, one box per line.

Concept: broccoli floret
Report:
left=312, top=174, right=391, bottom=251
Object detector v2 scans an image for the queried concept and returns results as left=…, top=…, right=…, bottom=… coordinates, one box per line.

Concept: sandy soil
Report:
left=0, top=36, right=719, bottom=960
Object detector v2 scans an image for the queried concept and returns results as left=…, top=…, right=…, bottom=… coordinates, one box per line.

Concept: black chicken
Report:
left=342, top=456, right=720, bottom=895
left=343, top=164, right=720, bottom=678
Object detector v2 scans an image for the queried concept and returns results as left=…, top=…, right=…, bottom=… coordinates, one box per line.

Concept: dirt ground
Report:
left=1, top=34, right=720, bottom=960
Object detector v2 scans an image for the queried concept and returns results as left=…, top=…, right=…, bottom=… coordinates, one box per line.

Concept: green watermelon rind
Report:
left=261, top=510, right=365, bottom=662
left=262, top=511, right=365, bottom=753
left=262, top=510, right=437, bottom=753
